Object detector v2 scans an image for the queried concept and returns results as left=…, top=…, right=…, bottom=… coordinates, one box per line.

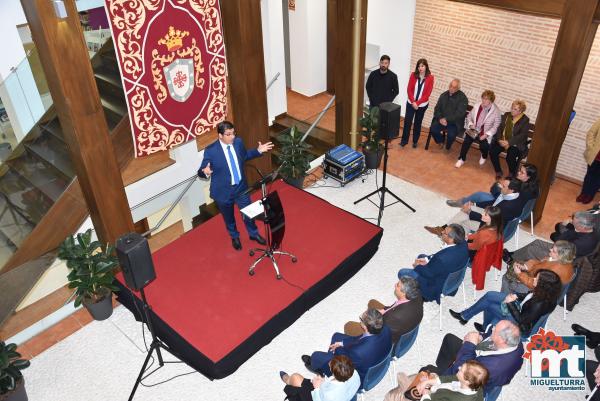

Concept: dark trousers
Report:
left=459, top=135, right=490, bottom=161
left=430, top=121, right=459, bottom=150
left=401, top=103, right=429, bottom=145
left=216, top=183, right=259, bottom=239
left=490, top=143, right=522, bottom=176
left=581, top=160, right=600, bottom=197
left=434, top=333, right=464, bottom=373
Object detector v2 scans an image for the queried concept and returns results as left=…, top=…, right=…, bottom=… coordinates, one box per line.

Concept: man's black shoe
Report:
left=572, top=323, right=592, bottom=336
left=250, top=234, right=267, bottom=245
left=474, top=322, right=485, bottom=332
left=502, top=248, right=514, bottom=265
left=232, top=237, right=242, bottom=250
left=301, top=354, right=314, bottom=372
left=449, top=309, right=467, bottom=325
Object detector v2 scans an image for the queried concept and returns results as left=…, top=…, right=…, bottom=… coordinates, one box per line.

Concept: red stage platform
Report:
left=116, top=180, right=383, bottom=379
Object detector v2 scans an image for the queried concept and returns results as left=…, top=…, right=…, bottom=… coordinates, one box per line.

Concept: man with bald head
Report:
left=431, top=320, right=523, bottom=393
left=429, top=79, right=469, bottom=150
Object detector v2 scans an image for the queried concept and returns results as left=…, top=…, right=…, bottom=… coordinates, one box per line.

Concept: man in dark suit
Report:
left=343, top=276, right=424, bottom=343
left=197, top=121, right=273, bottom=250
left=398, top=224, right=469, bottom=303
left=431, top=320, right=523, bottom=395
left=302, top=308, right=392, bottom=383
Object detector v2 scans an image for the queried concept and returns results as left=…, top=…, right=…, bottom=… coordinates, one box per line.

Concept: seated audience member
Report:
left=427, top=178, right=522, bottom=235
left=489, top=100, right=531, bottom=179
left=280, top=355, right=360, bottom=401
left=455, top=90, right=502, bottom=169
left=565, top=244, right=600, bottom=311
left=429, top=79, right=469, bottom=151
left=467, top=206, right=503, bottom=259
left=429, top=320, right=523, bottom=392
left=572, top=324, right=600, bottom=401
left=504, top=211, right=598, bottom=264
left=343, top=276, right=423, bottom=344
left=398, top=224, right=469, bottom=303
left=450, top=270, right=561, bottom=337
left=447, top=163, right=539, bottom=208
left=302, top=308, right=392, bottom=383
left=576, top=117, right=600, bottom=204
left=385, top=360, right=488, bottom=401
left=501, top=240, right=576, bottom=295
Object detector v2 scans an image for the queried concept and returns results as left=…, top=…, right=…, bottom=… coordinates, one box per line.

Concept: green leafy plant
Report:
left=0, top=341, right=30, bottom=395
left=359, top=106, right=382, bottom=152
left=58, top=229, right=119, bottom=307
left=277, top=125, right=312, bottom=180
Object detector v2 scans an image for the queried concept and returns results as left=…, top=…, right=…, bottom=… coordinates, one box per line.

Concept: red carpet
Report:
left=116, top=180, right=382, bottom=378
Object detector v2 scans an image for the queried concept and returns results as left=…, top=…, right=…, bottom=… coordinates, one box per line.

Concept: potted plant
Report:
left=277, top=125, right=312, bottom=188
left=0, top=341, right=30, bottom=401
left=359, top=106, right=384, bottom=169
left=58, top=229, right=119, bottom=321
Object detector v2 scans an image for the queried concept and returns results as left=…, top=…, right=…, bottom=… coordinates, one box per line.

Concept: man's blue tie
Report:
left=227, top=145, right=241, bottom=185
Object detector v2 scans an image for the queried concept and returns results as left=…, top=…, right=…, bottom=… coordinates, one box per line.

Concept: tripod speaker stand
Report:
left=354, top=102, right=416, bottom=225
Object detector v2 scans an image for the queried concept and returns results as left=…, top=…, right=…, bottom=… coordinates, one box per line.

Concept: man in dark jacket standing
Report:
left=365, top=55, right=399, bottom=108
left=430, top=79, right=469, bottom=150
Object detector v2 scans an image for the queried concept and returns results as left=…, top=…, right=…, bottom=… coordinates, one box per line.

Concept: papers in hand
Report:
left=241, top=199, right=264, bottom=219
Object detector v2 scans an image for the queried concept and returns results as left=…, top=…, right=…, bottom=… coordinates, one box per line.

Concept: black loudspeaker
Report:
left=378, top=102, right=401, bottom=140
left=116, top=232, right=156, bottom=291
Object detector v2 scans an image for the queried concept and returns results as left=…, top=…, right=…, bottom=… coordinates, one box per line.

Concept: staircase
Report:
left=0, top=39, right=131, bottom=326
left=269, top=114, right=335, bottom=166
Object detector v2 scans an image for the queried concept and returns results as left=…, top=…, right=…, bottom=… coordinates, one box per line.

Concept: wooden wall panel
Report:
left=221, top=0, right=271, bottom=182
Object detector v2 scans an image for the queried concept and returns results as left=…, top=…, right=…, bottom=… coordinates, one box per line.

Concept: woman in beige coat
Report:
left=577, top=118, right=600, bottom=204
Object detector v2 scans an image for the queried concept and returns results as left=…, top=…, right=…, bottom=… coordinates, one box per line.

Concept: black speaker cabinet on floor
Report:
left=116, top=232, right=156, bottom=291
left=378, top=102, right=401, bottom=140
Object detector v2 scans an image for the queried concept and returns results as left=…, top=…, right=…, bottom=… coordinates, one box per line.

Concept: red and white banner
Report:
left=105, top=0, right=227, bottom=157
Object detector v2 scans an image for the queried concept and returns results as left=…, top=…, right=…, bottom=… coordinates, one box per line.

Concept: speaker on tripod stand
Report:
left=116, top=232, right=173, bottom=401
left=354, top=102, right=416, bottom=225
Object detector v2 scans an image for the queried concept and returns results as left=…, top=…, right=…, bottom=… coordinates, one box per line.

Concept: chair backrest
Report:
left=522, top=312, right=550, bottom=341
left=360, top=348, right=393, bottom=392
left=558, top=270, right=578, bottom=306
left=503, top=218, right=520, bottom=243
left=442, top=262, right=468, bottom=296
left=485, top=385, right=502, bottom=401
left=518, top=198, right=537, bottom=222
left=393, top=324, right=420, bottom=360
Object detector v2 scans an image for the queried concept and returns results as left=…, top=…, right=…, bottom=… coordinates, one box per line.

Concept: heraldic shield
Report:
left=164, top=58, right=194, bottom=102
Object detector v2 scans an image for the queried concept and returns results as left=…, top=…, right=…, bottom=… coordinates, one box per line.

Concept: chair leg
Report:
left=516, top=225, right=520, bottom=249
left=473, top=286, right=477, bottom=301
left=563, top=295, right=567, bottom=321
left=494, top=267, right=498, bottom=281
left=439, top=296, right=443, bottom=331
left=530, top=212, right=534, bottom=237
left=462, top=282, right=466, bottom=308
left=416, top=337, right=422, bottom=365
left=425, top=132, right=432, bottom=150
left=390, top=359, right=397, bottom=387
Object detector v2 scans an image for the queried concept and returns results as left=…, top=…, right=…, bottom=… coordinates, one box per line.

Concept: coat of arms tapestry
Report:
left=105, top=0, right=227, bottom=157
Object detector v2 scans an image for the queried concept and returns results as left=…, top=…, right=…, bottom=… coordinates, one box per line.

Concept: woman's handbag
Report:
left=403, top=371, right=435, bottom=401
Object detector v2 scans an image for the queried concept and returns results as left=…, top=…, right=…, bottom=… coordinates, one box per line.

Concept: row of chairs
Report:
left=353, top=199, right=540, bottom=400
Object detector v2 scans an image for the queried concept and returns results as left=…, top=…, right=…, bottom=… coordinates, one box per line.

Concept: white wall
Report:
left=261, top=0, right=288, bottom=123
left=288, top=0, right=327, bottom=96
left=366, top=0, right=417, bottom=114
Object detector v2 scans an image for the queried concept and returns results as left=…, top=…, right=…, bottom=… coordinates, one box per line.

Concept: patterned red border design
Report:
left=105, top=0, right=227, bottom=157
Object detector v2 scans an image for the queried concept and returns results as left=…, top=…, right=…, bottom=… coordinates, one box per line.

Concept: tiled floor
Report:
left=6, top=90, right=597, bottom=361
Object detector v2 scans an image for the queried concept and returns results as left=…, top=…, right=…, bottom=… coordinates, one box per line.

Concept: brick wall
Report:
left=410, top=0, right=600, bottom=181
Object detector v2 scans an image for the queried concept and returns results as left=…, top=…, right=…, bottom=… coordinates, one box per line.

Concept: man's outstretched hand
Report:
left=202, top=162, right=213, bottom=177
left=258, top=141, right=274, bottom=153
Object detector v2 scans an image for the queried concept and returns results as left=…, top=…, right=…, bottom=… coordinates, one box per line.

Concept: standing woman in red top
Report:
left=400, top=58, right=434, bottom=148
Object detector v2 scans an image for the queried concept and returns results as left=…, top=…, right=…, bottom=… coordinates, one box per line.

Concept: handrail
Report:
left=266, top=72, right=281, bottom=91
left=300, top=94, right=336, bottom=143
left=142, top=175, right=199, bottom=237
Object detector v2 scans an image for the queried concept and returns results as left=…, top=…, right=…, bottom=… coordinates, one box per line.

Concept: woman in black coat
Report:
left=450, top=269, right=562, bottom=337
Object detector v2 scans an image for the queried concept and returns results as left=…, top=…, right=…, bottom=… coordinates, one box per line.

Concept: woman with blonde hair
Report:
left=489, top=99, right=531, bottom=178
